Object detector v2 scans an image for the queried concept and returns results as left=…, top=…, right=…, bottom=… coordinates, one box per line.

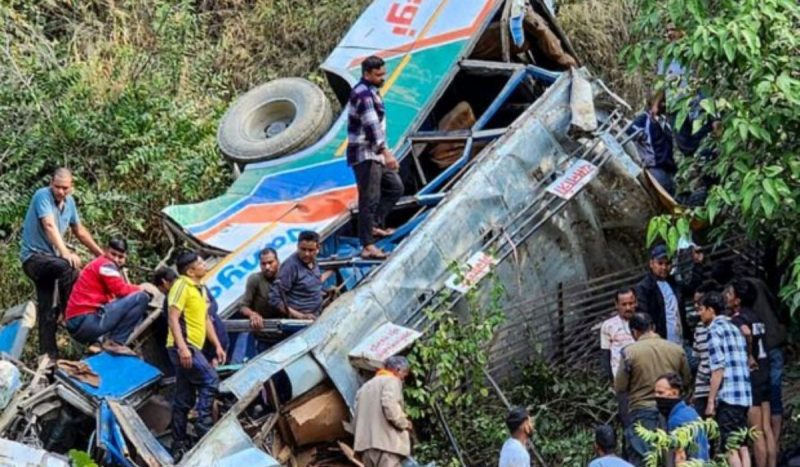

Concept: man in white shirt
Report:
left=499, top=407, right=533, bottom=467
left=600, top=288, right=637, bottom=385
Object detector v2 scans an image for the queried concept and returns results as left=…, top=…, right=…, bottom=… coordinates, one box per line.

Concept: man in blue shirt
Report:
left=589, top=425, right=633, bottom=467
left=654, top=372, right=710, bottom=462
left=699, top=291, right=752, bottom=467
left=20, top=168, right=103, bottom=358
left=346, top=55, right=404, bottom=260
left=630, top=92, right=677, bottom=195
left=269, top=231, right=326, bottom=320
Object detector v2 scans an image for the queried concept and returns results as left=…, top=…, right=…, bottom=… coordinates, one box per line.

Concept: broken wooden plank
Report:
left=337, top=441, right=365, bottom=467
left=500, top=0, right=512, bottom=62
left=253, top=413, right=279, bottom=450
left=108, top=399, right=174, bottom=467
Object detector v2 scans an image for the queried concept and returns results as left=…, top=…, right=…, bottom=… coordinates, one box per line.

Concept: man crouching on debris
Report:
left=354, top=355, right=413, bottom=467
left=64, top=237, right=155, bottom=355
left=167, top=251, right=226, bottom=459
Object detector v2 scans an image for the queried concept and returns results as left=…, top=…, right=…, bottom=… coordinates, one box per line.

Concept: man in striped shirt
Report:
left=691, top=281, right=719, bottom=416
left=698, top=291, right=751, bottom=467
left=347, top=55, right=404, bottom=259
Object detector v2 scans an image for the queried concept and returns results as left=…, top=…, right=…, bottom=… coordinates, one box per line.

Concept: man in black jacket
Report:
left=634, top=245, right=689, bottom=346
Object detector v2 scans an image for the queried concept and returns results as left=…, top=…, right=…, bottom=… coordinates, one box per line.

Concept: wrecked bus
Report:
left=0, top=0, right=663, bottom=465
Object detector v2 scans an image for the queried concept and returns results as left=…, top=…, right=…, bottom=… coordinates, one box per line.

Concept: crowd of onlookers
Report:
left=496, top=242, right=787, bottom=467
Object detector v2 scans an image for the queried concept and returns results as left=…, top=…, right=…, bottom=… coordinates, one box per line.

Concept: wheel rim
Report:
left=243, top=99, right=296, bottom=141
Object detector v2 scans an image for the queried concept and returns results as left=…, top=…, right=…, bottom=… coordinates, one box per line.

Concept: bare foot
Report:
left=361, top=244, right=388, bottom=259
left=102, top=340, right=138, bottom=357
left=372, top=227, right=396, bottom=238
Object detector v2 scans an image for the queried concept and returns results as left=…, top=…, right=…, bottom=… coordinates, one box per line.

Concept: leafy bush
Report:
left=412, top=356, right=617, bottom=466
left=625, top=0, right=800, bottom=310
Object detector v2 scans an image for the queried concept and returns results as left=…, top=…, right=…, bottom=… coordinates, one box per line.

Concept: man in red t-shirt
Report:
left=65, top=238, right=155, bottom=355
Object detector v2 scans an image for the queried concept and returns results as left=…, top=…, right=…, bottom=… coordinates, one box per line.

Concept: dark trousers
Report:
left=624, top=406, right=661, bottom=466
left=352, top=160, right=404, bottom=246
left=168, top=347, right=219, bottom=446
left=66, top=292, right=150, bottom=345
left=22, top=253, right=78, bottom=357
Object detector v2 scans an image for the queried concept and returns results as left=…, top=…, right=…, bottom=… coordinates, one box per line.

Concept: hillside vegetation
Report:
left=0, top=0, right=639, bottom=303
left=0, top=0, right=370, bottom=308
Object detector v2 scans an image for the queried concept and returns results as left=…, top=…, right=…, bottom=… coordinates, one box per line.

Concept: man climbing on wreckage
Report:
left=64, top=237, right=156, bottom=355
left=347, top=55, right=404, bottom=260
left=269, top=231, right=328, bottom=320
left=20, top=167, right=104, bottom=359
left=166, top=250, right=226, bottom=460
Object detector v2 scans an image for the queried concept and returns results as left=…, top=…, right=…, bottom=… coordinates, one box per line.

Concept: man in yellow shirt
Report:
left=167, top=250, right=226, bottom=460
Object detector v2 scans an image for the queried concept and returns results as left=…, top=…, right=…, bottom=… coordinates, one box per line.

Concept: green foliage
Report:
left=625, top=0, right=800, bottom=310
left=413, top=357, right=617, bottom=466
left=406, top=275, right=506, bottom=419
left=0, top=1, right=368, bottom=309
left=406, top=308, right=616, bottom=466
left=68, top=449, right=99, bottom=467
left=636, top=419, right=718, bottom=466
left=636, top=420, right=760, bottom=467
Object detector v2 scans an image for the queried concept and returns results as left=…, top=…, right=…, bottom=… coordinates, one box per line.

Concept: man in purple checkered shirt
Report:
left=347, top=55, right=404, bottom=260
left=698, top=291, right=751, bottom=467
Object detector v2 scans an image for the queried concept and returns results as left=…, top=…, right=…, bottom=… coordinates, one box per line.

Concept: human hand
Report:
left=215, top=345, right=226, bottom=366
left=179, top=346, right=192, bottom=369
left=383, top=149, right=399, bottom=170
left=704, top=401, right=715, bottom=418
left=748, top=356, right=759, bottom=371
left=248, top=312, right=264, bottom=330
left=65, top=252, right=82, bottom=269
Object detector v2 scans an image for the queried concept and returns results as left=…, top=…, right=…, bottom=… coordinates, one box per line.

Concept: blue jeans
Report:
left=66, top=291, right=149, bottom=345
left=168, top=346, right=219, bottom=446
left=769, top=347, right=784, bottom=415
left=625, top=407, right=661, bottom=466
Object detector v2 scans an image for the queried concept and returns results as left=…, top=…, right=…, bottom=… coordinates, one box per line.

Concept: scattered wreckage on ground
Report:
left=0, top=0, right=673, bottom=465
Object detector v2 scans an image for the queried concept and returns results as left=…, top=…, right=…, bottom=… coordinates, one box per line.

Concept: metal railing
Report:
left=487, top=237, right=763, bottom=379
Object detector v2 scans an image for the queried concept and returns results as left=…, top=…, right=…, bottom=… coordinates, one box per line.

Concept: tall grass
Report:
left=559, top=0, right=650, bottom=108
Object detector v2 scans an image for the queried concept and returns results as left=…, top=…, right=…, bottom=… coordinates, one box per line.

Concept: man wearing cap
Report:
left=498, top=407, right=533, bottom=467
left=634, top=245, right=689, bottom=345
left=166, top=251, right=226, bottom=459
left=353, top=356, right=413, bottom=467
left=64, top=238, right=154, bottom=355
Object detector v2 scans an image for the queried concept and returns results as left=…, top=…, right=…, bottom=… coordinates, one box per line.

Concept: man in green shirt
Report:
left=239, top=248, right=280, bottom=330
left=615, top=312, right=691, bottom=466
